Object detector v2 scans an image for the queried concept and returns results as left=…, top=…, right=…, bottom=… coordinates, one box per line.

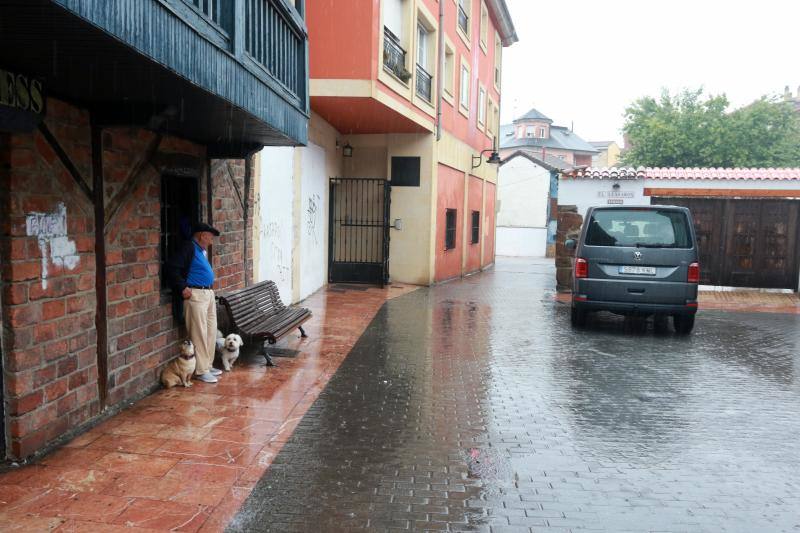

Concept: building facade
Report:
left=590, top=141, right=621, bottom=167
left=302, top=0, right=518, bottom=286
left=499, top=108, right=597, bottom=167
left=0, top=0, right=309, bottom=459
left=496, top=151, right=570, bottom=257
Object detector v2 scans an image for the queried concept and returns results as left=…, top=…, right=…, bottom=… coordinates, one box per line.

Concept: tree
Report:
left=620, top=89, right=800, bottom=168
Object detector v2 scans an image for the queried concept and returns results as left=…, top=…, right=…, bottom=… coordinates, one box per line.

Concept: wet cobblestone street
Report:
left=230, top=258, right=800, bottom=532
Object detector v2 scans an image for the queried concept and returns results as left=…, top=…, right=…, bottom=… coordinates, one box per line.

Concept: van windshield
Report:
left=585, top=209, right=692, bottom=248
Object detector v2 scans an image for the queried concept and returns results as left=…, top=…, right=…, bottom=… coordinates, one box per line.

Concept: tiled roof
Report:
left=500, top=125, right=598, bottom=154
left=513, top=108, right=552, bottom=123
left=501, top=150, right=575, bottom=172
left=562, top=167, right=800, bottom=181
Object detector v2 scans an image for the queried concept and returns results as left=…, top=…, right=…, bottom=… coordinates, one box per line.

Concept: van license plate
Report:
left=620, top=266, right=656, bottom=275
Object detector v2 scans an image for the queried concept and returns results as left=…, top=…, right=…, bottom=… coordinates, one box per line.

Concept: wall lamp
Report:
left=342, top=143, right=353, bottom=157
left=471, top=149, right=501, bottom=169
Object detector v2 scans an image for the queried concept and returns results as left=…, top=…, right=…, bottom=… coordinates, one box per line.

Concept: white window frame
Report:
left=459, top=59, right=470, bottom=115
left=526, top=126, right=534, bottom=138
left=479, top=0, right=489, bottom=52
left=539, top=127, right=546, bottom=138
left=477, top=86, right=486, bottom=128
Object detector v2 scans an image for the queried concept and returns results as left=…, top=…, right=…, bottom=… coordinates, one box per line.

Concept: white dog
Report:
left=216, top=331, right=244, bottom=371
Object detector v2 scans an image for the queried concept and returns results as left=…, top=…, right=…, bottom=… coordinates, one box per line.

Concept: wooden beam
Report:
left=224, top=161, right=246, bottom=213
left=91, top=120, right=109, bottom=409
left=105, top=134, right=162, bottom=229
left=644, top=187, right=800, bottom=198
left=37, top=123, right=93, bottom=202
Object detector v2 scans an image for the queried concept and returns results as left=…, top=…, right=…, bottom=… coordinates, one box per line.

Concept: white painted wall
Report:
left=557, top=178, right=648, bottom=217
left=255, top=147, right=294, bottom=303
left=495, top=155, right=551, bottom=257
left=496, top=227, right=547, bottom=257
left=497, top=156, right=551, bottom=227
left=298, top=143, right=328, bottom=301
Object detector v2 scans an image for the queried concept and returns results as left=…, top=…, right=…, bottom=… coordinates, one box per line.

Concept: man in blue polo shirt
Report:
left=167, top=222, right=222, bottom=383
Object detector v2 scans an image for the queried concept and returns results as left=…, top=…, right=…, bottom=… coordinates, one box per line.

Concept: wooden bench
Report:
left=216, top=280, right=311, bottom=366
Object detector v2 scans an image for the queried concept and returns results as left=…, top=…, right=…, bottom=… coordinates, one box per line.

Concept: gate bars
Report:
left=328, top=178, right=391, bottom=286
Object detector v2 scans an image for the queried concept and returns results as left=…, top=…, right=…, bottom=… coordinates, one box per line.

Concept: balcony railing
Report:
left=457, top=5, right=469, bottom=34
left=186, top=0, right=223, bottom=26
left=245, top=0, right=307, bottom=103
left=415, top=64, right=432, bottom=103
left=383, top=27, right=410, bottom=82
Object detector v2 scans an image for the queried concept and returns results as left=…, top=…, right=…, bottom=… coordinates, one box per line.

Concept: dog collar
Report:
left=180, top=354, right=196, bottom=360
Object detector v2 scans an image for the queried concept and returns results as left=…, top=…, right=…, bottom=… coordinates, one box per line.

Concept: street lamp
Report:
left=471, top=149, right=501, bottom=169
left=342, top=143, right=353, bottom=157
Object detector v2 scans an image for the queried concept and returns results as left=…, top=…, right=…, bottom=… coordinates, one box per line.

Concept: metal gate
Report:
left=654, top=197, right=800, bottom=290
left=328, top=178, right=391, bottom=285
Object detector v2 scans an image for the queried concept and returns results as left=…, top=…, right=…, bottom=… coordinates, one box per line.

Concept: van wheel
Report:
left=571, top=306, right=587, bottom=327
left=673, top=314, right=695, bottom=335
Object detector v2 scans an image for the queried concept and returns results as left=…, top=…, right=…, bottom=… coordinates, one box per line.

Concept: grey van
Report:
left=565, top=205, right=699, bottom=334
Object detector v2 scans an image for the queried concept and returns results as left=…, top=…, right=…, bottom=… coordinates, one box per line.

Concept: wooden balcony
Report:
left=0, top=0, right=310, bottom=156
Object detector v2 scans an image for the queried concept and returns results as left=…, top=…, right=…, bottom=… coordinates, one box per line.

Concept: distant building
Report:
left=499, top=108, right=598, bottom=166
left=496, top=151, right=572, bottom=257
left=589, top=141, right=621, bottom=167
left=783, top=85, right=800, bottom=112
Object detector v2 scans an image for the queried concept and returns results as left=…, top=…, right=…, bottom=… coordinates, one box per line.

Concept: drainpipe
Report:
left=436, top=0, right=445, bottom=141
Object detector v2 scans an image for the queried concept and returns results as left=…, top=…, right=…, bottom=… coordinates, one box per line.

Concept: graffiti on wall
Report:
left=306, top=193, right=321, bottom=245
left=259, top=219, right=291, bottom=284
left=25, top=202, right=80, bottom=289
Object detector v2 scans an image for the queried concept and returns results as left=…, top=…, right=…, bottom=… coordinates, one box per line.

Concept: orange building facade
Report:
left=308, top=0, right=517, bottom=285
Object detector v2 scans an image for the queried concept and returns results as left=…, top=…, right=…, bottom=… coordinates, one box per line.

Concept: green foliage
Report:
left=620, top=88, right=800, bottom=168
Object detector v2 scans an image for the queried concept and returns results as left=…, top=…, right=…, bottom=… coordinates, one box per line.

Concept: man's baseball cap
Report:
left=192, top=222, right=220, bottom=236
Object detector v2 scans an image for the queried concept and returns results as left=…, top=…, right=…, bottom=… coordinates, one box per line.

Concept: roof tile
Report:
left=562, top=167, right=800, bottom=181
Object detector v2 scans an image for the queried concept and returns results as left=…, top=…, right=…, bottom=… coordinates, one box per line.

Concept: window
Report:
left=415, top=22, right=433, bottom=102
left=494, top=33, right=502, bottom=88
left=585, top=209, right=693, bottom=248
left=160, top=175, right=199, bottom=290
left=471, top=211, right=480, bottom=244
left=526, top=126, right=534, bottom=138
left=539, top=127, right=546, bottom=138
left=460, top=63, right=470, bottom=110
left=445, top=209, right=457, bottom=250
left=477, top=87, right=486, bottom=126
left=443, top=43, right=455, bottom=99
left=417, top=23, right=428, bottom=67
left=457, top=0, right=470, bottom=37
left=383, top=0, right=410, bottom=82
left=480, top=1, right=488, bottom=50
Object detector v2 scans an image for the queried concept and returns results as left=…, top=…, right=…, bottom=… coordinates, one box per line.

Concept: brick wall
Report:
left=0, top=101, right=99, bottom=458
left=210, top=159, right=254, bottom=293
left=0, top=97, right=255, bottom=459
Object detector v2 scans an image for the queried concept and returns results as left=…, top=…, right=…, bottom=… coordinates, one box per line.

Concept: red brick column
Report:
left=555, top=205, right=582, bottom=293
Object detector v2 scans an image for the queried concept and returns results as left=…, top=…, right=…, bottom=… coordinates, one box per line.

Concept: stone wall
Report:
left=0, top=97, right=254, bottom=459
left=555, top=205, right=583, bottom=293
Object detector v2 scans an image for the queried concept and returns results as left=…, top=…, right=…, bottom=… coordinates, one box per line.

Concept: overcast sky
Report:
left=500, top=0, right=800, bottom=146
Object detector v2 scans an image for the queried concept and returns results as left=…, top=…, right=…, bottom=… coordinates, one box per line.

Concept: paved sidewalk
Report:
left=0, top=283, right=417, bottom=532
left=229, top=257, right=800, bottom=532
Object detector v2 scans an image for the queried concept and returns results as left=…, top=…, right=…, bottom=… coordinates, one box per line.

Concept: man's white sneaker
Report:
left=195, top=372, right=218, bottom=383
left=210, top=368, right=223, bottom=376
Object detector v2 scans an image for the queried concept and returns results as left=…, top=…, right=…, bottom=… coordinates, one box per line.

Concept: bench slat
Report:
left=217, top=280, right=310, bottom=345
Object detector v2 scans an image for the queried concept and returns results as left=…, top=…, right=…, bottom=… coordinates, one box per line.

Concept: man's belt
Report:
left=187, top=285, right=213, bottom=290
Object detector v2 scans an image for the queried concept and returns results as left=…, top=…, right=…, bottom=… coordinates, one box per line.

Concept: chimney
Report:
left=785, top=85, right=792, bottom=101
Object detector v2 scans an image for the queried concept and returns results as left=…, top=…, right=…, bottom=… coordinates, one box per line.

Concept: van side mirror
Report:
left=565, top=239, right=576, bottom=251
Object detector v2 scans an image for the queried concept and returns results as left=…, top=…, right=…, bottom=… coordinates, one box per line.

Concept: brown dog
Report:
left=160, top=340, right=196, bottom=388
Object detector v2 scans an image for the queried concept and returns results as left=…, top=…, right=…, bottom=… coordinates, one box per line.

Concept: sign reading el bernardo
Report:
left=0, top=68, right=45, bottom=132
